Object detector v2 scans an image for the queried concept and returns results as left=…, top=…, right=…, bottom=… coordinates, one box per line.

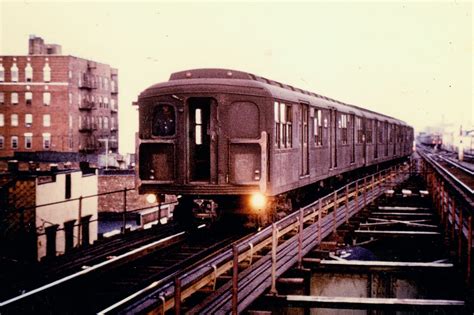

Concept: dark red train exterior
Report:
left=136, top=69, right=413, bottom=218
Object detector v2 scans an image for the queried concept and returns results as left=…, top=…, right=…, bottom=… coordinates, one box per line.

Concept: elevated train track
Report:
left=0, top=223, right=249, bottom=314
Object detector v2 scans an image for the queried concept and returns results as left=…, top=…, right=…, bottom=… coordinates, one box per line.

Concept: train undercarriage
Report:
left=172, top=157, right=410, bottom=228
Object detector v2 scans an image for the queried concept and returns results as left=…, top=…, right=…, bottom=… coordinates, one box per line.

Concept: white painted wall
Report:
left=36, top=170, right=98, bottom=260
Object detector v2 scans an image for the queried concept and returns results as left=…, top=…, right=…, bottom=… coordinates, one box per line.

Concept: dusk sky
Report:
left=1, top=1, right=472, bottom=154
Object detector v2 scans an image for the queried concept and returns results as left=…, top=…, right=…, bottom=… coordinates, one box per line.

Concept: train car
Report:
left=417, top=132, right=442, bottom=148
left=136, top=69, right=413, bottom=224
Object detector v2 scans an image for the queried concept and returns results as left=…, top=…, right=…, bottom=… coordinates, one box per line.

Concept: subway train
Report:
left=136, top=69, right=413, bottom=224
left=417, top=132, right=442, bottom=148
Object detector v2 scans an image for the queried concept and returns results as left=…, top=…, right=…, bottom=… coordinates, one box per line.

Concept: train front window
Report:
left=152, top=105, right=176, bottom=137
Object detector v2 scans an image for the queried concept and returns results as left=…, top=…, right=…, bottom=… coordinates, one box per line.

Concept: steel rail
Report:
left=427, top=154, right=474, bottom=195
left=101, top=165, right=407, bottom=314
left=0, top=230, right=189, bottom=309
left=196, top=176, right=407, bottom=313
left=439, top=155, right=474, bottom=176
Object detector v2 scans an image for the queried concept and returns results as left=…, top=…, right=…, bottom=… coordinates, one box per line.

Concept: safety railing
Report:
left=418, top=150, right=473, bottom=285
left=100, top=163, right=410, bottom=314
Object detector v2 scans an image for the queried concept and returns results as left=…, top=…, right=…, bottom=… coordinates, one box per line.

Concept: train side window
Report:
left=152, top=104, right=175, bottom=137
left=314, top=108, right=323, bottom=146
left=366, top=120, right=373, bottom=143
left=274, top=102, right=280, bottom=147
left=340, top=114, right=348, bottom=144
left=286, top=105, right=292, bottom=148
left=356, top=117, right=363, bottom=143
left=280, top=103, right=287, bottom=147
left=274, top=102, right=293, bottom=149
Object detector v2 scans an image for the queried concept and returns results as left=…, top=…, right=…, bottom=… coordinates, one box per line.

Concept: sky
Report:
left=1, top=0, right=472, bottom=154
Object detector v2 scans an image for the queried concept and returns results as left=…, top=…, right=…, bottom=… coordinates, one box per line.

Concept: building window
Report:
left=11, top=114, right=18, bottom=127
left=0, top=136, right=4, bottom=149
left=68, top=70, right=72, bottom=79
left=11, top=63, right=19, bottom=82
left=69, top=93, right=72, bottom=105
left=314, top=108, right=323, bottom=146
left=111, top=99, right=115, bottom=110
left=43, top=114, right=51, bottom=127
left=104, top=78, right=109, bottom=90
left=24, top=133, right=32, bottom=149
left=104, top=97, right=109, bottom=109
left=25, top=92, right=33, bottom=105
left=11, top=93, right=18, bottom=105
left=25, top=114, right=33, bottom=127
left=340, top=114, right=348, bottom=144
left=98, top=116, right=103, bottom=129
left=0, top=92, right=4, bottom=105
left=69, top=115, right=73, bottom=129
left=0, top=64, right=4, bottom=82
left=43, top=92, right=51, bottom=106
left=0, top=114, right=3, bottom=126
left=68, top=136, right=73, bottom=149
left=43, top=63, right=51, bottom=82
left=111, top=80, right=116, bottom=91
left=104, top=117, right=109, bottom=129
left=110, top=117, right=115, bottom=130
left=43, top=133, right=51, bottom=149
left=11, top=136, right=18, bottom=149
left=25, top=63, right=33, bottom=82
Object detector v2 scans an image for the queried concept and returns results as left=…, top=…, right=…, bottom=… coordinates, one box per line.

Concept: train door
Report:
left=350, top=114, right=355, bottom=164
left=300, top=104, right=309, bottom=176
left=188, top=97, right=217, bottom=183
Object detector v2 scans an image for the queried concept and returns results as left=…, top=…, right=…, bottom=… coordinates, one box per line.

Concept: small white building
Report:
left=0, top=162, right=98, bottom=261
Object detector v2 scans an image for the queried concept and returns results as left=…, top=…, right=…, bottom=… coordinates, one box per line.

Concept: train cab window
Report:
left=356, top=117, right=363, bottom=143
left=152, top=105, right=175, bottom=137
left=314, top=108, right=323, bottom=146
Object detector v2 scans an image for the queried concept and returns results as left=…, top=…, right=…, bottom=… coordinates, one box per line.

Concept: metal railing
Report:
left=418, top=150, right=473, bottom=285
left=100, top=164, right=409, bottom=314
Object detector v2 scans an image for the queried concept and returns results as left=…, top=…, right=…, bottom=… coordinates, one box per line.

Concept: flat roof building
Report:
left=0, top=35, right=119, bottom=161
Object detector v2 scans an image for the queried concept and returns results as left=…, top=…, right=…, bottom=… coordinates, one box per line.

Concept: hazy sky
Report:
left=1, top=1, right=472, bottom=154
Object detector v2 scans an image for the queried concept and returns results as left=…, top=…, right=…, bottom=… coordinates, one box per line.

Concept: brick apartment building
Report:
left=0, top=35, right=119, bottom=161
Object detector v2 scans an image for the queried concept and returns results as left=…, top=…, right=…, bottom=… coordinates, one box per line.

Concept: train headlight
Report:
left=250, top=193, right=266, bottom=210
left=146, top=193, right=157, bottom=204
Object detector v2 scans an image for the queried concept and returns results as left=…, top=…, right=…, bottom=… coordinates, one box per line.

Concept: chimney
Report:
left=49, top=163, right=59, bottom=172
left=8, top=160, right=19, bottom=173
left=28, top=161, right=37, bottom=172
left=29, top=35, right=45, bottom=55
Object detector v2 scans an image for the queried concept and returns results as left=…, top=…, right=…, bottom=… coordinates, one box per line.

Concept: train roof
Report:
left=142, top=68, right=409, bottom=126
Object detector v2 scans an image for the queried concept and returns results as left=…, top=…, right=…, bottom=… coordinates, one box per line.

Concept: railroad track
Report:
left=99, top=166, right=407, bottom=314
left=0, top=222, right=249, bottom=314
left=0, top=222, right=180, bottom=302
left=417, top=146, right=474, bottom=195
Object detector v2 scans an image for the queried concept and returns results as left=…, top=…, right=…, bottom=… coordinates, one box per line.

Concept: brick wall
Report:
left=0, top=176, right=37, bottom=261
left=98, top=174, right=168, bottom=213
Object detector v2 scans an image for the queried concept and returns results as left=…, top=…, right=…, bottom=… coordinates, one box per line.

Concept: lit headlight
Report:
left=146, top=193, right=157, bottom=204
left=250, top=192, right=266, bottom=210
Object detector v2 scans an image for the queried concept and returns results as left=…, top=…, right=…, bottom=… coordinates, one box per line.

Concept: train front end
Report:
left=136, top=69, right=271, bottom=223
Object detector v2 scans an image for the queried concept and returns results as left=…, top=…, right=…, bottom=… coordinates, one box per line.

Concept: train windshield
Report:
left=152, top=104, right=176, bottom=137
